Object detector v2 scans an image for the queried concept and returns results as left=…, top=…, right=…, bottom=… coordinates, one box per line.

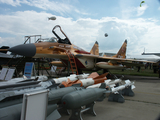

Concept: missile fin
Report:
left=47, top=83, right=60, bottom=89
left=132, top=85, right=136, bottom=89
left=99, top=83, right=106, bottom=89
left=125, top=80, right=131, bottom=84
left=94, top=72, right=109, bottom=79
left=71, top=83, right=81, bottom=87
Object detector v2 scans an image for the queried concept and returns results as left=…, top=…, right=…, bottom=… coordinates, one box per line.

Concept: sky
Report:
left=0, top=0, right=160, bottom=55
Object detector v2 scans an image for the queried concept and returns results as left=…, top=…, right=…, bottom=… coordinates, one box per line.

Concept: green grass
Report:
left=39, top=62, right=158, bottom=77
left=83, top=67, right=159, bottom=77
left=109, top=67, right=158, bottom=77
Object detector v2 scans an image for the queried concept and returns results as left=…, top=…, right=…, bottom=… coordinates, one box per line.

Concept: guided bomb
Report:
left=61, top=87, right=107, bottom=109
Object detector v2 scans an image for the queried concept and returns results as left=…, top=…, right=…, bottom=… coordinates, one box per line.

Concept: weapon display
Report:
left=0, top=73, right=135, bottom=120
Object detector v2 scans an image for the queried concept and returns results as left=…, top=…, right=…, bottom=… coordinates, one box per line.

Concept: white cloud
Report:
left=137, top=4, right=148, bottom=16
left=0, top=10, right=160, bottom=55
left=120, top=1, right=148, bottom=19
left=0, top=37, right=20, bottom=47
left=0, top=0, right=82, bottom=16
left=0, top=37, right=5, bottom=44
left=0, top=0, right=21, bottom=6
left=28, top=0, right=73, bottom=15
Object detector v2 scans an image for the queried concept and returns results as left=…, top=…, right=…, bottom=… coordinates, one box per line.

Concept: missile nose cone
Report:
left=9, top=44, right=36, bottom=57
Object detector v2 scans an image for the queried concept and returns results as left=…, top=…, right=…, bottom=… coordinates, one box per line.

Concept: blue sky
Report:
left=0, top=0, right=160, bottom=55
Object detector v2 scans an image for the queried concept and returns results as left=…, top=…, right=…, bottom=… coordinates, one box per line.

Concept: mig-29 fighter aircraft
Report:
left=9, top=25, right=154, bottom=75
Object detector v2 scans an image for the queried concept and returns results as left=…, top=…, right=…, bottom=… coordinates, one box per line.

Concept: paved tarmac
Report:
left=58, top=75, right=160, bottom=120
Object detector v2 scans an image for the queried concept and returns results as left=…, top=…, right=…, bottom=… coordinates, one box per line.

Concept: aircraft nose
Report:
left=9, top=44, right=36, bottom=57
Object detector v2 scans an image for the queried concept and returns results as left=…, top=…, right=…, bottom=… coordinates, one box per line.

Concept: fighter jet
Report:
left=9, top=25, right=155, bottom=74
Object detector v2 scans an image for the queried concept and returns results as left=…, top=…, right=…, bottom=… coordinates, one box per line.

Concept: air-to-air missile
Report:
left=51, top=73, right=89, bottom=84
left=59, top=72, right=108, bottom=88
left=111, top=80, right=135, bottom=93
left=87, top=79, right=122, bottom=88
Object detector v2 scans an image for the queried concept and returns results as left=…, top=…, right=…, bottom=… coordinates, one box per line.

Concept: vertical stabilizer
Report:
left=90, top=41, right=99, bottom=55
left=112, top=40, right=127, bottom=58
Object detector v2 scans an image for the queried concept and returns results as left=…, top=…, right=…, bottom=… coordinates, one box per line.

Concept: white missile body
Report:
left=53, top=73, right=89, bottom=84
left=87, top=79, right=135, bottom=94
left=111, top=80, right=135, bottom=93
left=79, top=78, right=94, bottom=87
left=87, top=79, right=122, bottom=88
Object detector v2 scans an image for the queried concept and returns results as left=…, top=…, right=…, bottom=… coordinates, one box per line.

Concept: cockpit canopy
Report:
left=48, top=37, right=57, bottom=43
left=37, top=25, right=72, bottom=45
left=43, top=37, right=71, bottom=45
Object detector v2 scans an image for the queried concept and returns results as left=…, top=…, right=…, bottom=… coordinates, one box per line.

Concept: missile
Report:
left=52, top=73, right=89, bottom=84
left=59, top=78, right=94, bottom=88
left=0, top=75, right=48, bottom=86
left=48, top=86, right=84, bottom=104
left=61, top=83, right=108, bottom=109
left=87, top=79, right=135, bottom=95
left=111, top=80, right=135, bottom=93
left=59, top=72, right=108, bottom=88
left=87, top=79, right=122, bottom=88
left=0, top=103, right=60, bottom=120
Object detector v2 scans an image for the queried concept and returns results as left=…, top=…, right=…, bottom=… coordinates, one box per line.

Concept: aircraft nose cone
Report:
left=9, top=44, right=36, bottom=57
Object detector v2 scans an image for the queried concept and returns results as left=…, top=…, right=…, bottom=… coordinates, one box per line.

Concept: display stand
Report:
left=24, top=62, right=36, bottom=79
left=69, top=102, right=96, bottom=120
left=0, top=67, right=8, bottom=80
left=0, top=67, right=15, bottom=81
left=21, top=90, right=49, bottom=120
left=108, top=90, right=125, bottom=103
left=5, top=68, right=15, bottom=81
left=122, top=86, right=135, bottom=96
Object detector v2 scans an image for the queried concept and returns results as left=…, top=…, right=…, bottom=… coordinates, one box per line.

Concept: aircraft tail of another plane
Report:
left=90, top=41, right=99, bottom=55
left=112, top=40, right=127, bottom=58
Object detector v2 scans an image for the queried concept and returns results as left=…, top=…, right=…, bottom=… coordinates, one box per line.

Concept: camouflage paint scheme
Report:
left=9, top=25, right=155, bottom=71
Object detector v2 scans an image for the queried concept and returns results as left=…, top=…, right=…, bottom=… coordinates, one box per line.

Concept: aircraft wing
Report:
left=75, top=54, right=156, bottom=63
left=120, top=61, right=144, bottom=67
left=108, top=58, right=156, bottom=64
left=75, top=54, right=124, bottom=60
left=75, top=54, right=99, bottom=58
left=96, top=58, right=155, bottom=69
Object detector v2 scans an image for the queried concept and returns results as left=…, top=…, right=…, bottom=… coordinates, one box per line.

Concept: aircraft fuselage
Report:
left=33, top=42, right=95, bottom=70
